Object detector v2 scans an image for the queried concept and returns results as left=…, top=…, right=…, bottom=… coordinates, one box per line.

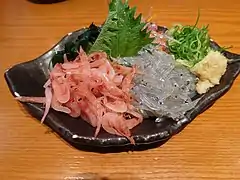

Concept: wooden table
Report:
left=0, top=0, right=240, bottom=179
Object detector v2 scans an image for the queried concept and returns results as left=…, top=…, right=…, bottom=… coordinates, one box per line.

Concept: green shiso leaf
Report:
left=89, top=0, right=153, bottom=58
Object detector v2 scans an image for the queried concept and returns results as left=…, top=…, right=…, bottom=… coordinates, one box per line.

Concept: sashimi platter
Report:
left=5, top=0, right=240, bottom=152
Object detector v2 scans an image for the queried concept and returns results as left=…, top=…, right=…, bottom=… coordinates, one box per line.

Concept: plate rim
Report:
left=4, top=25, right=240, bottom=150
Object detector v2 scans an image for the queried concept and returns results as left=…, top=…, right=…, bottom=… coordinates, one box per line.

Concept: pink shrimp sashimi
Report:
left=41, top=85, right=52, bottom=123
left=15, top=49, right=143, bottom=144
left=113, top=74, right=124, bottom=86
left=104, top=100, right=127, bottom=113
left=52, top=80, right=70, bottom=104
left=102, top=113, right=135, bottom=144
left=122, top=65, right=137, bottom=94
left=51, top=94, right=71, bottom=114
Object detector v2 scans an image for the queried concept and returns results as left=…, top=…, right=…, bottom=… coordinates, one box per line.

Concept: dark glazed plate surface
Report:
left=4, top=26, right=240, bottom=153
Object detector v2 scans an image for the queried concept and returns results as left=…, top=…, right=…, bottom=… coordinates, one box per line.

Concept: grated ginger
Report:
left=191, top=50, right=228, bottom=94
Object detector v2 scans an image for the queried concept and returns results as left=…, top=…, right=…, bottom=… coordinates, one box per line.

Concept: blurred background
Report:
left=1, top=0, right=239, bottom=68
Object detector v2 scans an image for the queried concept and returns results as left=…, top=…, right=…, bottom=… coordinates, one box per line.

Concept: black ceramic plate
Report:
left=4, top=26, right=240, bottom=153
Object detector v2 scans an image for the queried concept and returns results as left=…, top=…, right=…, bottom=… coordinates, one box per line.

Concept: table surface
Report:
left=0, top=0, right=240, bottom=179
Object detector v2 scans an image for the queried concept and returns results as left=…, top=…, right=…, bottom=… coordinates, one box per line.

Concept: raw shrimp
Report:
left=16, top=48, right=143, bottom=144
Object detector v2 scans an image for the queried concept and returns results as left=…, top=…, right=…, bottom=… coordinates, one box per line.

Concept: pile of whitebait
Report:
left=117, top=49, right=200, bottom=120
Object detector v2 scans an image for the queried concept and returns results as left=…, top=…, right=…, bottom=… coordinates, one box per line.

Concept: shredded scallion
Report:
left=167, top=12, right=211, bottom=68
